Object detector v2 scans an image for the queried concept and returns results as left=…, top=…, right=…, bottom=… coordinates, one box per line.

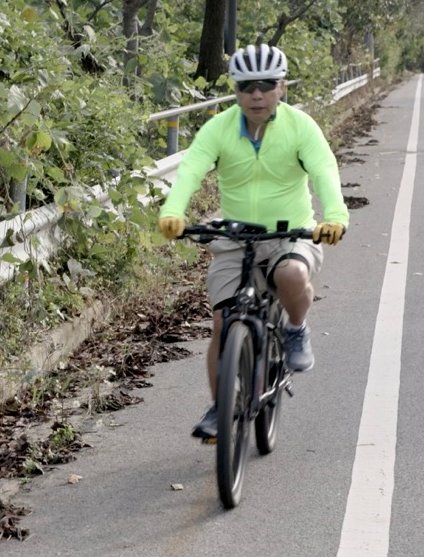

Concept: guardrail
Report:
left=332, top=60, right=380, bottom=103
left=0, top=61, right=380, bottom=286
left=148, top=61, right=380, bottom=156
left=149, top=81, right=299, bottom=156
left=335, top=59, right=380, bottom=85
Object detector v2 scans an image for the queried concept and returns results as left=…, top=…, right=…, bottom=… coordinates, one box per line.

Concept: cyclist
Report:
left=158, top=44, right=349, bottom=439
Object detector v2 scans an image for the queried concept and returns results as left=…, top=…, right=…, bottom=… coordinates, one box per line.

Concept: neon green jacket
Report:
left=160, top=102, right=349, bottom=231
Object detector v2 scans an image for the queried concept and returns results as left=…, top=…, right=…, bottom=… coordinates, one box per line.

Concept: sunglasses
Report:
left=237, top=80, right=279, bottom=94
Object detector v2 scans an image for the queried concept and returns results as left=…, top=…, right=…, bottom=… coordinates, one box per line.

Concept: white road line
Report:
left=337, top=74, right=423, bottom=556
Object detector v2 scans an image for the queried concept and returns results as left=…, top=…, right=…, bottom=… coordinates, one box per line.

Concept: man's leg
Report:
left=191, top=310, right=222, bottom=439
left=206, top=310, right=223, bottom=400
left=192, top=241, right=243, bottom=439
left=273, top=259, right=313, bottom=325
left=273, top=259, right=315, bottom=371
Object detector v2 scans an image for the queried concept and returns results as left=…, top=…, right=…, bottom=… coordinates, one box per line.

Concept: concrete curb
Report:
left=0, top=299, right=112, bottom=404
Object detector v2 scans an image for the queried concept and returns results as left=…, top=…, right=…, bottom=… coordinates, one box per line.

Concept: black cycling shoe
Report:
left=192, top=404, right=218, bottom=439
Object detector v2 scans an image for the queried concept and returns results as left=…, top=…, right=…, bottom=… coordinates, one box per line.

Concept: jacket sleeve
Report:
left=298, top=113, right=349, bottom=228
left=159, top=119, right=221, bottom=218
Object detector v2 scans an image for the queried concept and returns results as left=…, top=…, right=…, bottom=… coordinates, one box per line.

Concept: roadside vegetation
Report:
left=0, top=0, right=424, bottom=539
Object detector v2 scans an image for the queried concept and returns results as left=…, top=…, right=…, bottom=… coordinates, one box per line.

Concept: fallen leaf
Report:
left=67, top=474, right=83, bottom=484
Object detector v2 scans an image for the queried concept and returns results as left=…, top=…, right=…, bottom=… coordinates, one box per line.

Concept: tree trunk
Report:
left=122, top=0, right=153, bottom=89
left=194, top=0, right=227, bottom=82
left=122, top=0, right=148, bottom=68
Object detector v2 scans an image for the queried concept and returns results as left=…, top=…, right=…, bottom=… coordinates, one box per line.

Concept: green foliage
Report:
left=0, top=2, right=148, bottom=211
left=0, top=266, right=84, bottom=367
left=397, top=1, right=424, bottom=72
left=223, top=1, right=340, bottom=106
left=23, top=422, right=78, bottom=477
left=375, top=24, right=404, bottom=81
left=280, top=21, right=338, bottom=106
left=0, top=280, right=30, bottom=361
left=238, top=0, right=342, bottom=45
left=338, top=0, right=406, bottom=35
left=50, top=422, right=76, bottom=450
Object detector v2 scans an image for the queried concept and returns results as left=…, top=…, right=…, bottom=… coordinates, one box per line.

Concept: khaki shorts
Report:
left=207, top=238, right=323, bottom=309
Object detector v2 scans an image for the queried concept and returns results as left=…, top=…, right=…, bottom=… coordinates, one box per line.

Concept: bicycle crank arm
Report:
left=284, top=377, right=294, bottom=397
left=277, top=372, right=294, bottom=391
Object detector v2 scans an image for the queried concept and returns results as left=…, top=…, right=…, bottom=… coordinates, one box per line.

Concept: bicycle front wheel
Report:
left=217, top=321, right=253, bottom=509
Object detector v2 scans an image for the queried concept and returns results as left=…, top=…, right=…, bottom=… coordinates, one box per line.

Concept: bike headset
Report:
left=229, top=44, right=288, bottom=82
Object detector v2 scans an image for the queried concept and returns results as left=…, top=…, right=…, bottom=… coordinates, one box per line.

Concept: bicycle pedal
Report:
left=201, top=436, right=217, bottom=445
left=285, top=382, right=294, bottom=397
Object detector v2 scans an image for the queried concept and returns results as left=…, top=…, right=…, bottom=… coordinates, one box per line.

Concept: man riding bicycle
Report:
left=158, top=44, right=349, bottom=439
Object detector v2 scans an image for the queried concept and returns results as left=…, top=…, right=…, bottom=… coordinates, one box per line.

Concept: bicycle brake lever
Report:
left=210, top=218, right=231, bottom=229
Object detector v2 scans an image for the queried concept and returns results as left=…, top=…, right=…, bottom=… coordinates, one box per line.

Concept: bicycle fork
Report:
left=270, top=324, right=295, bottom=399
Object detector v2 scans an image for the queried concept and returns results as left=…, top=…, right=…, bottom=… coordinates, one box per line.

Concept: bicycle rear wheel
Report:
left=217, top=321, right=253, bottom=509
left=255, top=301, right=284, bottom=455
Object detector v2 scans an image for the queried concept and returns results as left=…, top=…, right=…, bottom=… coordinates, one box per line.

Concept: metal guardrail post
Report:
left=166, top=114, right=179, bottom=156
left=206, top=101, right=218, bottom=118
left=10, top=175, right=27, bottom=213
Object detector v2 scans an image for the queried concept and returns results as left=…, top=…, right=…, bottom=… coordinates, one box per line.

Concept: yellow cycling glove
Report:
left=158, top=216, right=185, bottom=240
left=313, top=222, right=345, bottom=245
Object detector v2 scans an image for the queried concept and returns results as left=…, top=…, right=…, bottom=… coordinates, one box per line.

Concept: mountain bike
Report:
left=180, top=219, right=315, bottom=509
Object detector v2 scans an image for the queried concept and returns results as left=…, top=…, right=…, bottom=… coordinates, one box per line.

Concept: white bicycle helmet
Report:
left=229, top=44, right=288, bottom=81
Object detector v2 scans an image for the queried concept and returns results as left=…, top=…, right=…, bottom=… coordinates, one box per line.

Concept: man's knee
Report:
left=273, top=259, right=310, bottom=289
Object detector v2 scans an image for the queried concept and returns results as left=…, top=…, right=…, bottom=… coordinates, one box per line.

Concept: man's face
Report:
left=236, top=80, right=284, bottom=125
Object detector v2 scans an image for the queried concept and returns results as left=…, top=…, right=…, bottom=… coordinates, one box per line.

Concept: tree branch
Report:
left=140, top=0, right=158, bottom=36
left=0, top=98, right=34, bottom=137
left=87, top=0, right=115, bottom=23
left=54, top=0, right=104, bottom=73
left=259, top=0, right=320, bottom=46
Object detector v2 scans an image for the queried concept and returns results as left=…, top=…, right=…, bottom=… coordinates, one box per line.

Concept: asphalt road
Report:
left=2, top=74, right=423, bottom=557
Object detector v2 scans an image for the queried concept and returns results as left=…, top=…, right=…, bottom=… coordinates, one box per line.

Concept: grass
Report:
left=0, top=172, right=219, bottom=377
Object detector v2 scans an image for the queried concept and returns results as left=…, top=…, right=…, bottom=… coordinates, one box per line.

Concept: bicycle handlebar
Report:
left=179, top=219, right=315, bottom=243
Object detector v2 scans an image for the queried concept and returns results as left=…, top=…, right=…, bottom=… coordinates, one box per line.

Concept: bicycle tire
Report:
left=217, top=321, right=253, bottom=509
left=255, top=301, right=284, bottom=455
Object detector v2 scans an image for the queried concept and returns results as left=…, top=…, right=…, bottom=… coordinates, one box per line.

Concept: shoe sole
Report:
left=287, top=357, right=315, bottom=373
left=201, top=437, right=217, bottom=445
left=192, top=427, right=218, bottom=440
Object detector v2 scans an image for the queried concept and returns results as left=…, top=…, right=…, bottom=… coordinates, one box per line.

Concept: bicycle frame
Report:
left=181, top=220, right=313, bottom=409
left=218, top=238, right=289, bottom=420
